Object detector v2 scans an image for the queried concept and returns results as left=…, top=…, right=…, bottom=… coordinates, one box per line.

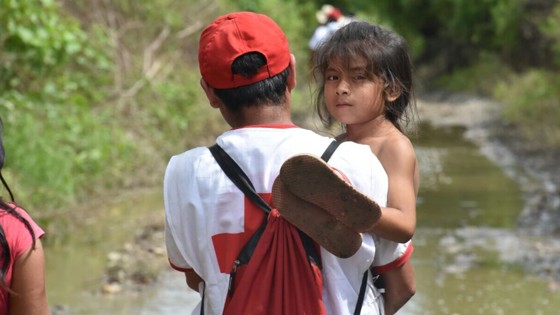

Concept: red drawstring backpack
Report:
left=223, top=210, right=324, bottom=315
left=208, top=142, right=344, bottom=315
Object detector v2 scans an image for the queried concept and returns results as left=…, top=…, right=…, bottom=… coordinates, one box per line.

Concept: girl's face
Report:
left=323, top=56, right=386, bottom=126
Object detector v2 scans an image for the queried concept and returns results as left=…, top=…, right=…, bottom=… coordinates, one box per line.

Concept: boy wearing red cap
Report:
left=164, top=11, right=414, bottom=315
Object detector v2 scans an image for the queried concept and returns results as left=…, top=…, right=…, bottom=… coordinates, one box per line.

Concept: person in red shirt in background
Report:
left=0, top=117, right=49, bottom=315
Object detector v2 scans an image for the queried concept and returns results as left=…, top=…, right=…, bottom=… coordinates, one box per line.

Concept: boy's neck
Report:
left=229, top=103, right=293, bottom=128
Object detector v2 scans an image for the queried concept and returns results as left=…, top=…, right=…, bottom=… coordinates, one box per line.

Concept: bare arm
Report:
left=369, top=136, right=418, bottom=243
left=382, top=260, right=416, bottom=315
left=185, top=269, right=204, bottom=292
left=9, top=239, right=50, bottom=315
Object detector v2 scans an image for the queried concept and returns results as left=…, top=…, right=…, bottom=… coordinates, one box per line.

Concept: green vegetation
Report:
left=0, top=0, right=117, bottom=209
left=494, top=70, right=560, bottom=147
left=1, top=0, right=559, bottom=237
left=0, top=0, right=222, bottom=235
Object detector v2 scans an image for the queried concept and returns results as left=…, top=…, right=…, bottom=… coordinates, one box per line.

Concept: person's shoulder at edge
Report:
left=165, top=146, right=210, bottom=179
left=0, top=204, right=44, bottom=237
left=168, top=146, right=208, bottom=161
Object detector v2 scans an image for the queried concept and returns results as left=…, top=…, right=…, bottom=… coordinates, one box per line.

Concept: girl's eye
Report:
left=352, top=72, right=368, bottom=80
left=326, top=75, right=338, bottom=81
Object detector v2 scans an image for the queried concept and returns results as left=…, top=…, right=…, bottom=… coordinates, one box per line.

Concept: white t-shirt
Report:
left=164, top=125, right=412, bottom=315
left=309, top=22, right=341, bottom=50
left=308, top=17, right=355, bottom=51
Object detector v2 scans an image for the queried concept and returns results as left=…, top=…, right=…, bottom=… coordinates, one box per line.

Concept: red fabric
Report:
left=0, top=205, right=45, bottom=314
left=373, top=242, right=414, bottom=274
left=223, top=209, right=326, bottom=315
left=212, top=194, right=267, bottom=273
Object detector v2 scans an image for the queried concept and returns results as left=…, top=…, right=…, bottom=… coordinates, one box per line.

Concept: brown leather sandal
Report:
left=278, top=154, right=381, bottom=232
left=272, top=177, right=362, bottom=258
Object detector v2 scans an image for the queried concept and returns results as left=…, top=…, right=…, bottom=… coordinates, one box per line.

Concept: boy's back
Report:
left=164, top=126, right=391, bottom=314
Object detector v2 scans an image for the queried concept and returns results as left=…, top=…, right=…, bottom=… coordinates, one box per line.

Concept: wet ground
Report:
left=418, top=91, right=560, bottom=283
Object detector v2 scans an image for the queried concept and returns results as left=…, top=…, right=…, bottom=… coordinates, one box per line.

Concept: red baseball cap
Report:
left=198, top=12, right=291, bottom=89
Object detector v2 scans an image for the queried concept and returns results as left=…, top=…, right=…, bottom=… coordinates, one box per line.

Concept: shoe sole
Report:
left=272, top=178, right=362, bottom=258
left=279, top=154, right=381, bottom=232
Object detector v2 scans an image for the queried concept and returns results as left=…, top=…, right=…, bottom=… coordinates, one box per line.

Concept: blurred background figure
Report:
left=308, top=4, right=345, bottom=52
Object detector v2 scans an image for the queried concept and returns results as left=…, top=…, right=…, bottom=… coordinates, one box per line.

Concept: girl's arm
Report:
left=369, top=136, right=418, bottom=243
left=9, top=239, right=50, bottom=315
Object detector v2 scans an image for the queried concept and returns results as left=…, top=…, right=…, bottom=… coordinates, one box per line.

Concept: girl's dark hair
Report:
left=313, top=21, right=417, bottom=133
left=214, top=52, right=290, bottom=114
left=0, top=117, right=36, bottom=289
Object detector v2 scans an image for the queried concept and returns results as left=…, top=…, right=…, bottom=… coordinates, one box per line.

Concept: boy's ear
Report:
left=384, top=83, right=401, bottom=102
left=287, top=54, right=296, bottom=91
left=200, top=79, right=222, bottom=108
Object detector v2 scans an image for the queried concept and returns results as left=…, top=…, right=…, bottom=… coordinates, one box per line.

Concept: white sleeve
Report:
left=165, top=213, right=191, bottom=270
left=309, top=26, right=330, bottom=50
left=372, top=238, right=413, bottom=274
left=163, top=151, right=206, bottom=271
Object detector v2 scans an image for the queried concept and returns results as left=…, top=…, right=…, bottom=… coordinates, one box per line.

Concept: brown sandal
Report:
left=278, top=154, right=381, bottom=232
left=272, top=177, right=362, bottom=258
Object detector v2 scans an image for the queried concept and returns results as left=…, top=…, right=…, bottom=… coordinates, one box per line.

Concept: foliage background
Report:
left=1, top=0, right=559, bottom=238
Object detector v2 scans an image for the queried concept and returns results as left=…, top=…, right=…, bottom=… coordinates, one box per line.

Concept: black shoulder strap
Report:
left=321, top=139, right=342, bottom=161
left=208, top=140, right=342, bottom=213
left=209, top=144, right=272, bottom=214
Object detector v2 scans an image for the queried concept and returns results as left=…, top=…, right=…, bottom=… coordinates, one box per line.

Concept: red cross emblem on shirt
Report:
left=211, top=193, right=270, bottom=273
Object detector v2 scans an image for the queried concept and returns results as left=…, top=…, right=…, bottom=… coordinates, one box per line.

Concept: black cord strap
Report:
left=209, top=144, right=272, bottom=214
left=354, top=271, right=369, bottom=315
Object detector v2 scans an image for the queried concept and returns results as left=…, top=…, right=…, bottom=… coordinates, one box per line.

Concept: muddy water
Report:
left=400, top=124, right=560, bottom=315
left=44, top=190, right=199, bottom=314
left=45, top=124, right=560, bottom=314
